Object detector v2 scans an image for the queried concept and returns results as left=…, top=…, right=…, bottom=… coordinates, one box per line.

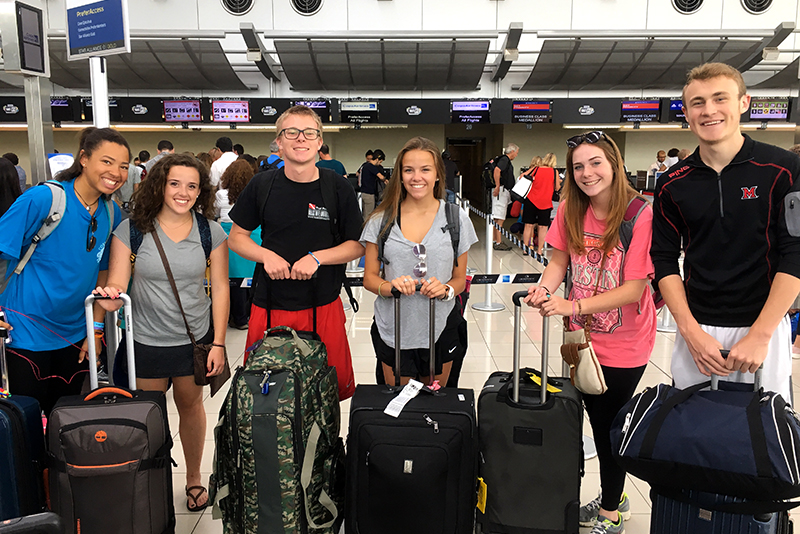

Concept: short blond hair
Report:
left=276, top=105, right=324, bottom=136
left=683, top=62, right=747, bottom=102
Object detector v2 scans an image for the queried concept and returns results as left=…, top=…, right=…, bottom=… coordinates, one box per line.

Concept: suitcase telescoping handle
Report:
left=0, top=316, right=8, bottom=393
left=512, top=290, right=548, bottom=405
left=710, top=349, right=763, bottom=391
left=84, top=293, right=136, bottom=390
left=390, top=285, right=437, bottom=393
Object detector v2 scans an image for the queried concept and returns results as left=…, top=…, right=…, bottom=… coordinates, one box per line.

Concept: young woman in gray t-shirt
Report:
left=94, top=154, right=230, bottom=513
left=360, top=137, right=477, bottom=387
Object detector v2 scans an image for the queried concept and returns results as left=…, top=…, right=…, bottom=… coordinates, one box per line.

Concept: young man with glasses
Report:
left=651, top=62, right=800, bottom=400
left=227, top=105, right=363, bottom=400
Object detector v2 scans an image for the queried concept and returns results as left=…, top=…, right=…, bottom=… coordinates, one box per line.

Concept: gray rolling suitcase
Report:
left=47, top=294, right=174, bottom=534
left=477, top=291, right=583, bottom=534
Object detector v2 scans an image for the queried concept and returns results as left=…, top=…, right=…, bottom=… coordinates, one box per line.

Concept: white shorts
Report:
left=491, top=187, right=511, bottom=220
left=671, top=315, right=792, bottom=403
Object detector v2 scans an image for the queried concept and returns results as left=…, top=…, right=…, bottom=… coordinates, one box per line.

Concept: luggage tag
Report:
left=476, top=477, right=487, bottom=514
left=526, top=371, right=562, bottom=393
left=384, top=379, right=423, bottom=418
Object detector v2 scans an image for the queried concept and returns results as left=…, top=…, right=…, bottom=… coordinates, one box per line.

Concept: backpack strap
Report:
left=619, top=196, right=648, bottom=253
left=444, top=202, right=460, bottom=268
left=7, top=181, right=66, bottom=281
left=377, top=209, right=394, bottom=268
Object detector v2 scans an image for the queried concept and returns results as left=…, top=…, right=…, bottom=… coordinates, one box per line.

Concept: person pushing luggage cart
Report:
left=524, top=130, right=657, bottom=534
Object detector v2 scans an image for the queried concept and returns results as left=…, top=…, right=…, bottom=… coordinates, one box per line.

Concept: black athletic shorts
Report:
left=522, top=200, right=552, bottom=226
left=371, top=304, right=464, bottom=378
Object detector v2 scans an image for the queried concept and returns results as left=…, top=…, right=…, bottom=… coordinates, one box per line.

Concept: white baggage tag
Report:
left=384, top=379, right=423, bottom=418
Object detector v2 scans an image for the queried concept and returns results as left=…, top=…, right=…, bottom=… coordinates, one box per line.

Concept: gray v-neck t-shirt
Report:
left=360, top=200, right=477, bottom=349
left=114, top=217, right=227, bottom=346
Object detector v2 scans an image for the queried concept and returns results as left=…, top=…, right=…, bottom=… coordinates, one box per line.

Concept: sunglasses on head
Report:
left=566, top=131, right=608, bottom=149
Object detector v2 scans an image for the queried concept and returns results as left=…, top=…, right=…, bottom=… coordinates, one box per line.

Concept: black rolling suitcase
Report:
left=477, top=290, right=583, bottom=534
left=346, top=289, right=477, bottom=534
left=0, top=513, right=62, bottom=534
left=0, top=320, right=47, bottom=522
left=47, top=294, right=175, bottom=534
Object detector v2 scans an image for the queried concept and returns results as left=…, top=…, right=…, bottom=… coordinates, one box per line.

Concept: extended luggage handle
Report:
left=710, top=349, right=763, bottom=391
left=84, top=294, right=136, bottom=390
left=512, top=291, right=549, bottom=405
left=388, top=285, right=442, bottom=396
left=0, top=320, right=8, bottom=394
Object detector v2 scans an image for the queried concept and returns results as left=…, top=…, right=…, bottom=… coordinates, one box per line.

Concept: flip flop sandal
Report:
left=186, top=485, right=209, bottom=512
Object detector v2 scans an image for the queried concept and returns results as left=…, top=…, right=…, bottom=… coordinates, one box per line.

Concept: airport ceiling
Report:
left=1, top=23, right=796, bottom=92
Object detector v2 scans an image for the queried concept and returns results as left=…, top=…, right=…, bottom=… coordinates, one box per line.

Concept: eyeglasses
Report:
left=279, top=127, right=321, bottom=140
left=412, top=243, right=427, bottom=278
left=86, top=215, right=97, bottom=252
left=566, top=131, right=607, bottom=149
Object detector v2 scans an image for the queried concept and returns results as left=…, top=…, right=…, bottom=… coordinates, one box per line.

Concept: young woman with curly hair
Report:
left=94, top=153, right=230, bottom=512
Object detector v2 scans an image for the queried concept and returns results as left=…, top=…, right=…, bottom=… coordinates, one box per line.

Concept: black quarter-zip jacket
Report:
left=651, top=134, right=800, bottom=327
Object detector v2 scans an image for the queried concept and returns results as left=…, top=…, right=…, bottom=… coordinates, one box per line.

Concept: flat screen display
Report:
left=51, top=98, right=75, bottom=122
left=668, top=99, right=685, bottom=122
left=511, top=100, right=552, bottom=123
left=292, top=100, right=331, bottom=123
left=749, top=97, right=790, bottom=121
left=82, top=98, right=121, bottom=122
left=16, top=2, right=45, bottom=74
left=212, top=100, right=249, bottom=122
left=340, top=101, right=378, bottom=124
left=620, top=99, right=661, bottom=122
left=451, top=100, right=490, bottom=124
left=163, top=100, right=202, bottom=122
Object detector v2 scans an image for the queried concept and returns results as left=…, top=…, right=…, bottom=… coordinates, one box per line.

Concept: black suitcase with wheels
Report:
left=0, top=320, right=47, bottom=522
left=0, top=513, right=63, bottom=534
left=346, top=290, right=477, bottom=534
left=477, top=290, right=583, bottom=534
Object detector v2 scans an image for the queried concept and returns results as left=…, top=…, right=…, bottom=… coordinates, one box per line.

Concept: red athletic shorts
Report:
left=245, top=299, right=355, bottom=401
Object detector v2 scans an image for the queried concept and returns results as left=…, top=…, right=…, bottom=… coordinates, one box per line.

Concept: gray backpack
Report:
left=0, top=181, right=114, bottom=294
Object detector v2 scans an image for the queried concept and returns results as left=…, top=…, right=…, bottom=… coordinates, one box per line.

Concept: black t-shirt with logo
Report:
left=229, top=169, right=362, bottom=311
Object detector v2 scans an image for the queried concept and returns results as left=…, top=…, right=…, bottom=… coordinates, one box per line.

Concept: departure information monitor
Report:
left=292, top=100, right=331, bottom=122
left=749, top=97, right=790, bottom=121
left=212, top=100, right=249, bottom=122
left=620, top=99, right=661, bottom=122
left=340, top=101, right=378, bottom=124
left=163, top=100, right=202, bottom=122
left=668, top=99, right=685, bottom=122
left=451, top=100, right=490, bottom=124
left=512, top=100, right=552, bottom=123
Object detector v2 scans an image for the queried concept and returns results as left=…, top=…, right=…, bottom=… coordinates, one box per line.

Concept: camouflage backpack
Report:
left=210, top=326, right=345, bottom=534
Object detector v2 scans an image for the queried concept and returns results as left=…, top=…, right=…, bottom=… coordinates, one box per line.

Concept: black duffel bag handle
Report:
left=638, top=350, right=772, bottom=480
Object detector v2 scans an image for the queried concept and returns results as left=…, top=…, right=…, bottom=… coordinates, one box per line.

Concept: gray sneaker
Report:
left=579, top=493, right=631, bottom=527
left=493, top=242, right=512, bottom=251
left=589, top=516, right=624, bottom=534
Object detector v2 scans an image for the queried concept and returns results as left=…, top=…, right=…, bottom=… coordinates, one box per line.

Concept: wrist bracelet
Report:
left=93, top=321, right=105, bottom=331
left=308, top=251, right=321, bottom=266
left=212, top=343, right=226, bottom=349
left=577, top=299, right=583, bottom=315
left=540, top=285, right=551, bottom=298
left=377, top=281, right=389, bottom=299
left=94, top=331, right=104, bottom=338
left=571, top=300, right=576, bottom=318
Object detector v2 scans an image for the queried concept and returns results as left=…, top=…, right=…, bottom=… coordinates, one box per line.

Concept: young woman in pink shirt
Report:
left=525, top=131, right=656, bottom=534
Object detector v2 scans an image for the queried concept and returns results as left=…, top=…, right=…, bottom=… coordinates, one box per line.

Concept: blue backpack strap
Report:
left=129, top=221, right=144, bottom=270
left=195, top=212, right=212, bottom=263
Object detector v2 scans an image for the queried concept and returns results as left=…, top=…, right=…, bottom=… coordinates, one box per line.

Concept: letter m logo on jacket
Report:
left=742, top=186, right=759, bottom=200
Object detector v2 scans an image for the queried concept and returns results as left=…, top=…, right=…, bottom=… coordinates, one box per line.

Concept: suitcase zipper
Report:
left=619, top=385, right=661, bottom=457
left=772, top=395, right=797, bottom=484
left=423, top=414, right=439, bottom=434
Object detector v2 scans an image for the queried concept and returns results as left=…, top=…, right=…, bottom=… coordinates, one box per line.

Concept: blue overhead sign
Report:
left=65, top=0, right=130, bottom=61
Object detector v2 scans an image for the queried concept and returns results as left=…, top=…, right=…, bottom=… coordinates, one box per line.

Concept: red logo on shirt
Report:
left=741, top=186, right=758, bottom=200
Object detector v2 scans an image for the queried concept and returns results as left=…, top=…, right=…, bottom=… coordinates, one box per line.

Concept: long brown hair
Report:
left=221, top=159, right=255, bottom=204
left=562, top=133, right=641, bottom=255
left=130, top=153, right=215, bottom=233
left=368, top=136, right=446, bottom=235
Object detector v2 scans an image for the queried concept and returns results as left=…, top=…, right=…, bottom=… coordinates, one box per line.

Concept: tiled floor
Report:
left=166, top=213, right=800, bottom=534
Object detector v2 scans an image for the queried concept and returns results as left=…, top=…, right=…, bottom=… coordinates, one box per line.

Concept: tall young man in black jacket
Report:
left=651, top=63, right=800, bottom=400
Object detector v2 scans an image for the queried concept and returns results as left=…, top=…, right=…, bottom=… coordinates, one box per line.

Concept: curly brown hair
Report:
left=221, top=159, right=255, bottom=205
left=130, top=153, right=215, bottom=233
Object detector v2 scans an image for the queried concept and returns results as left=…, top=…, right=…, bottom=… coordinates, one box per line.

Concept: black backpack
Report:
left=261, top=157, right=283, bottom=172
left=482, top=156, right=501, bottom=189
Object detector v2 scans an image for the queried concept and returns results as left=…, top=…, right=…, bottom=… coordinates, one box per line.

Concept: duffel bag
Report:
left=611, top=379, right=800, bottom=502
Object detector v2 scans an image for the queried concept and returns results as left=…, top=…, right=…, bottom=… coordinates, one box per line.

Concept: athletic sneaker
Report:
left=579, top=492, right=631, bottom=527
left=589, top=516, right=624, bottom=534
left=493, top=242, right=511, bottom=251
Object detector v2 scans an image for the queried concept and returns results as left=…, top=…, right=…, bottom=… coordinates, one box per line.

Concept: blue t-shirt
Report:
left=0, top=180, right=121, bottom=350
left=316, top=158, right=346, bottom=176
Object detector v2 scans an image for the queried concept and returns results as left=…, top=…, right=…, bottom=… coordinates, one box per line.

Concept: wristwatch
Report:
left=441, top=284, right=455, bottom=301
